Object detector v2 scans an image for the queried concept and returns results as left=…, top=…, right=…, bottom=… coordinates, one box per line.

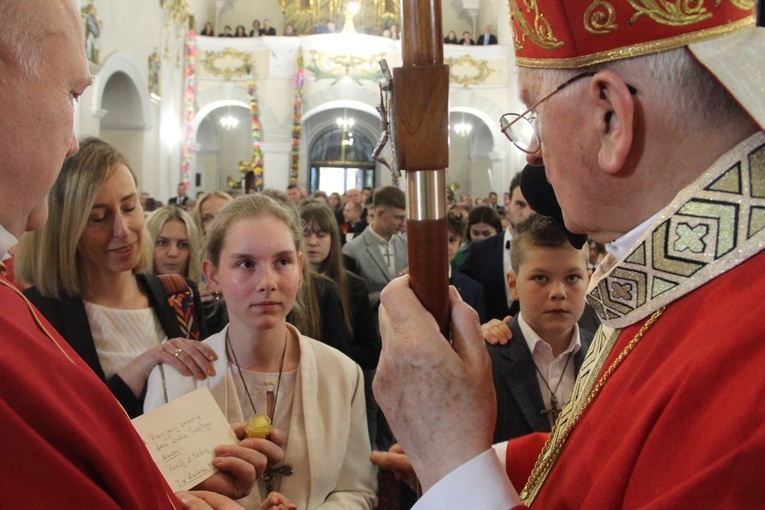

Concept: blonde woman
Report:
left=146, top=205, right=202, bottom=284
left=16, top=138, right=212, bottom=418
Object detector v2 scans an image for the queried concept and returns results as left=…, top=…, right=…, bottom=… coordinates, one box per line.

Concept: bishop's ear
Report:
left=589, top=70, right=635, bottom=175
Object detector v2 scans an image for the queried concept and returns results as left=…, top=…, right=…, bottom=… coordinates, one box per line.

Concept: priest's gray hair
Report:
left=518, top=46, right=746, bottom=136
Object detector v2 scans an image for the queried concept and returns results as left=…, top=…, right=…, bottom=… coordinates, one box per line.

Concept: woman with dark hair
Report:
left=451, top=205, right=504, bottom=271
left=299, top=201, right=380, bottom=370
left=200, top=21, right=215, bottom=36
left=466, top=205, right=503, bottom=242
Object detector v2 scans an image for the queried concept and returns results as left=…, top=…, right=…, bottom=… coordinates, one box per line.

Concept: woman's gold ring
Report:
left=173, top=348, right=184, bottom=358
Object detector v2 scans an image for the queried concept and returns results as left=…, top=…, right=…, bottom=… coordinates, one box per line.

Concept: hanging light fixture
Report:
left=453, top=112, right=472, bottom=137
left=220, top=106, right=239, bottom=130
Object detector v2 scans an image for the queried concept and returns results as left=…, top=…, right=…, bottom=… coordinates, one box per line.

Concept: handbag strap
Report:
left=157, top=274, right=200, bottom=341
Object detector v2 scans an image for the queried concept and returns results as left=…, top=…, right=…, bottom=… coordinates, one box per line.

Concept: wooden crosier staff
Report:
left=392, top=0, right=450, bottom=335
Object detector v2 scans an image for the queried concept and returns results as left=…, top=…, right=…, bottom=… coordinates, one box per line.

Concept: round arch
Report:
left=90, top=51, right=151, bottom=130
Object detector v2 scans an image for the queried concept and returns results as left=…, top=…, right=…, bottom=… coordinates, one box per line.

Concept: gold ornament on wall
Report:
left=201, top=48, right=254, bottom=80
left=306, top=50, right=384, bottom=84
left=445, top=55, right=495, bottom=87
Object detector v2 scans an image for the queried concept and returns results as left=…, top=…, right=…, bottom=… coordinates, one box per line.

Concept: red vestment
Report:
left=0, top=275, right=179, bottom=508
left=532, top=253, right=765, bottom=507
left=518, top=133, right=765, bottom=507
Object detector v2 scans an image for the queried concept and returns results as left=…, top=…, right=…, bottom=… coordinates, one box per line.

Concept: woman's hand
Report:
left=116, top=337, right=218, bottom=396
left=256, top=492, right=297, bottom=510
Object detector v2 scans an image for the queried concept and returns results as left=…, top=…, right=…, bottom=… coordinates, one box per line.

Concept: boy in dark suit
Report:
left=487, top=215, right=593, bottom=443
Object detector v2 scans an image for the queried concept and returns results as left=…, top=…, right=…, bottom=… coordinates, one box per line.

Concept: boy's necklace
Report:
left=533, top=352, right=573, bottom=422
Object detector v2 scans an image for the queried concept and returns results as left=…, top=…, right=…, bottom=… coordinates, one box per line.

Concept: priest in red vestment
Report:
left=0, top=1, right=273, bottom=508
left=372, top=1, right=765, bottom=508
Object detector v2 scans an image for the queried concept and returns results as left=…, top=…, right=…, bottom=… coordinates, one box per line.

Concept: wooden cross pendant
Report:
left=541, top=394, right=560, bottom=422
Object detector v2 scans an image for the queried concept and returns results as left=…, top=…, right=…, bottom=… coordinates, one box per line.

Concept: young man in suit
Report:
left=342, top=185, right=407, bottom=453
left=342, top=185, right=407, bottom=310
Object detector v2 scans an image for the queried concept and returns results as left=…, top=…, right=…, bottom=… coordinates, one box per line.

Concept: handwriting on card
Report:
left=132, top=387, right=238, bottom=491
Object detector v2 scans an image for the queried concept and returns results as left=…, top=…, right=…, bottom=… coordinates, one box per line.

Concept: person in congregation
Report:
left=250, top=19, right=261, bottom=37
left=16, top=137, right=211, bottom=418
left=446, top=211, right=485, bottom=323
left=200, top=21, right=215, bottom=36
left=219, top=25, right=233, bottom=37
left=444, top=30, right=459, bottom=44
left=146, top=205, right=202, bottom=284
left=299, top=201, right=381, bottom=370
left=235, top=25, right=247, bottom=37
left=459, top=30, right=474, bottom=45
left=459, top=185, right=530, bottom=321
left=487, top=214, right=593, bottom=443
left=342, top=185, right=408, bottom=310
left=340, top=200, right=365, bottom=243
left=476, top=24, right=498, bottom=45
left=195, top=191, right=234, bottom=236
left=261, top=19, right=277, bottom=36
left=372, top=2, right=765, bottom=508
left=145, top=194, right=378, bottom=509
left=284, top=23, right=297, bottom=36
left=169, top=180, right=190, bottom=207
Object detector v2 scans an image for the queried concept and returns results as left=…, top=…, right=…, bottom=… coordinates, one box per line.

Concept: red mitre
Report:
left=511, top=0, right=755, bottom=68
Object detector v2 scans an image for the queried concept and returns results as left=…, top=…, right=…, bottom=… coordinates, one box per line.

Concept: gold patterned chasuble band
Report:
left=521, top=131, right=765, bottom=504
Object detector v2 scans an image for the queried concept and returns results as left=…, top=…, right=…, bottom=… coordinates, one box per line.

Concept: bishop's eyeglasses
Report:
left=499, top=71, right=637, bottom=154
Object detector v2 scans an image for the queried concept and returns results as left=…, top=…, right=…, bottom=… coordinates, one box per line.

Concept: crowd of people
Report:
left=444, top=25, right=498, bottom=46
left=199, top=19, right=293, bottom=37
left=2, top=0, right=763, bottom=508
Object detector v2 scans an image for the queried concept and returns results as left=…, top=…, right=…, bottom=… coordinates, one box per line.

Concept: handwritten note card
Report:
left=132, top=386, right=238, bottom=491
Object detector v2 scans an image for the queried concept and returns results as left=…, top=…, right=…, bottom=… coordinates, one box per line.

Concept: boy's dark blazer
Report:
left=487, top=315, right=593, bottom=443
left=459, top=233, right=519, bottom=321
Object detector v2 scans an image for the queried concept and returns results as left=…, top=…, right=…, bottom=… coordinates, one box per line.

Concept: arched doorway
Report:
left=308, top=114, right=376, bottom=194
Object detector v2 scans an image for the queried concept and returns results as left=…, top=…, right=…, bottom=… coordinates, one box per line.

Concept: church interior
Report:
left=77, top=0, right=526, bottom=202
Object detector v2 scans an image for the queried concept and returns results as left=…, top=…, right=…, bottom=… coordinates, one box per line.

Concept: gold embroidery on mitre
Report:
left=627, top=0, right=713, bottom=27
left=728, top=0, right=755, bottom=10
left=585, top=0, right=618, bottom=34
left=510, top=0, right=564, bottom=50
left=515, top=16, right=754, bottom=68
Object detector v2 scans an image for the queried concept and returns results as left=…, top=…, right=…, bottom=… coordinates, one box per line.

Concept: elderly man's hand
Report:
left=374, top=278, right=497, bottom=492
